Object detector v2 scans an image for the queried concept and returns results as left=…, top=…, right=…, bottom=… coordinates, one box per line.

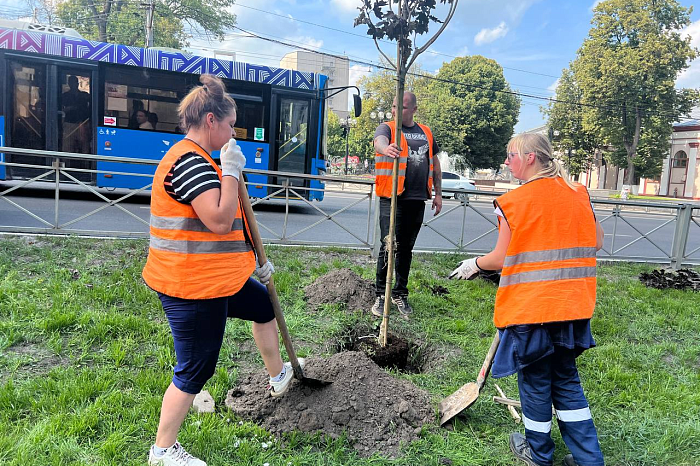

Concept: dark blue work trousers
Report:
left=518, top=346, right=605, bottom=466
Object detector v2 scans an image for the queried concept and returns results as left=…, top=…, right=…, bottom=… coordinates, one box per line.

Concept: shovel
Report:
left=238, top=177, right=331, bottom=388
left=438, top=331, right=500, bottom=425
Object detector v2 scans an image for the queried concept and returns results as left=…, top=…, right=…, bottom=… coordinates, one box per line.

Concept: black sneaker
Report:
left=371, top=295, right=385, bottom=317
left=391, top=295, right=413, bottom=318
left=563, top=454, right=578, bottom=466
left=509, top=432, right=539, bottom=466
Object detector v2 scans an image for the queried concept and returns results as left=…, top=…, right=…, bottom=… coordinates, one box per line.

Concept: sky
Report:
left=1, top=0, right=698, bottom=132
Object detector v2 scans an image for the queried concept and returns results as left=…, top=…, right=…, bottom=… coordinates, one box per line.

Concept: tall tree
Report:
left=574, top=0, right=699, bottom=185
left=55, top=0, right=236, bottom=48
left=355, top=0, right=458, bottom=346
left=543, top=66, right=598, bottom=176
left=422, top=55, right=519, bottom=171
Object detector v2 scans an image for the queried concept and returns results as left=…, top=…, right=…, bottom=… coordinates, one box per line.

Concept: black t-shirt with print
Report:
left=374, top=123, right=439, bottom=200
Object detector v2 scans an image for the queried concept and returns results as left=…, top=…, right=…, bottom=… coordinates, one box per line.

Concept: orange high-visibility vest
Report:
left=493, top=177, right=597, bottom=328
left=375, top=121, right=434, bottom=198
left=142, top=139, right=255, bottom=300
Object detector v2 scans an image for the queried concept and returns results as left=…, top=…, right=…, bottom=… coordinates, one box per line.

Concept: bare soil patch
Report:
left=1, top=342, right=68, bottom=383
left=226, top=351, right=434, bottom=458
left=304, top=268, right=375, bottom=313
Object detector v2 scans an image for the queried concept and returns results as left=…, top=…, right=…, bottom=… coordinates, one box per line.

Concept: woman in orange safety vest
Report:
left=449, top=133, right=605, bottom=466
left=142, top=75, right=300, bottom=466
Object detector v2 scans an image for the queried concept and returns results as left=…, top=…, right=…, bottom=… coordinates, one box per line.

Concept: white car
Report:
left=441, top=171, right=476, bottom=201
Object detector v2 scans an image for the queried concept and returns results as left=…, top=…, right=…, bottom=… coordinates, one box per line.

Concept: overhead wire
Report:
left=231, top=1, right=561, bottom=79
left=227, top=25, right=698, bottom=121
left=3, top=3, right=694, bottom=122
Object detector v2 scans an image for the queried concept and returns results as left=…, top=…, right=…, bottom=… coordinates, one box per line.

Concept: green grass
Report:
left=0, top=236, right=699, bottom=465
left=608, top=193, right=682, bottom=201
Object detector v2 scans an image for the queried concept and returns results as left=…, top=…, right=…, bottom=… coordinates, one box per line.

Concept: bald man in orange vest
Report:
left=372, top=91, right=442, bottom=319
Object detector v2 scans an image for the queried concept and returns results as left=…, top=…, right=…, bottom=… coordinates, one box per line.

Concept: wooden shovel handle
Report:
left=476, top=331, right=500, bottom=390
left=237, top=178, right=305, bottom=380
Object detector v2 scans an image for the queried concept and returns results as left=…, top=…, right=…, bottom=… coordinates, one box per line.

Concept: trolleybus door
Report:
left=6, top=59, right=96, bottom=182
left=275, top=97, right=311, bottom=197
left=7, top=60, right=48, bottom=180
left=56, top=66, right=94, bottom=182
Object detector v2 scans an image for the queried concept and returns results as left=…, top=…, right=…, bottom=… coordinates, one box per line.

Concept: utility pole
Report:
left=144, top=0, right=155, bottom=48
left=344, top=127, right=350, bottom=176
left=340, top=116, right=355, bottom=176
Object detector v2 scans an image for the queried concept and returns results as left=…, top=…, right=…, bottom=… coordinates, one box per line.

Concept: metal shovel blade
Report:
left=438, top=382, right=479, bottom=426
left=438, top=332, right=500, bottom=426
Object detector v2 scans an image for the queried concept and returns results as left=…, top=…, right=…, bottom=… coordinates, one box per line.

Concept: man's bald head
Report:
left=392, top=91, right=418, bottom=127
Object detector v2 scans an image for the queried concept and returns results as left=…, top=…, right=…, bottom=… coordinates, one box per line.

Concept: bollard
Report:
left=670, top=204, right=693, bottom=270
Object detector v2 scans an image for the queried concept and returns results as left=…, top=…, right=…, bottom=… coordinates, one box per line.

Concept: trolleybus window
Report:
left=226, top=90, right=267, bottom=142
left=103, top=67, right=191, bottom=133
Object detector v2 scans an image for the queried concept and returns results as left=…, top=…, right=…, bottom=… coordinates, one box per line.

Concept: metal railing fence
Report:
left=0, top=147, right=697, bottom=268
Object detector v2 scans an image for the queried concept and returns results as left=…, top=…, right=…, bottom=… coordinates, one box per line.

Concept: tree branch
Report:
left=364, top=9, right=397, bottom=70
left=86, top=0, right=99, bottom=18
left=407, top=0, right=458, bottom=69
left=374, top=36, right=397, bottom=70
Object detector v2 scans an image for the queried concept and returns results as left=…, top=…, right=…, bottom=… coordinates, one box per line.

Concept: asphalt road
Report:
left=1, top=182, right=698, bottom=263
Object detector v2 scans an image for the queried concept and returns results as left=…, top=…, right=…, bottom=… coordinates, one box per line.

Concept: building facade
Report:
left=280, top=51, right=349, bottom=119
left=641, top=120, right=700, bottom=199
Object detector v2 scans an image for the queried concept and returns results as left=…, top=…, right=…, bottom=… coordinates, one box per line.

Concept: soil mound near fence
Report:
left=226, top=351, right=433, bottom=458
left=304, top=268, right=375, bottom=313
left=639, top=268, right=700, bottom=291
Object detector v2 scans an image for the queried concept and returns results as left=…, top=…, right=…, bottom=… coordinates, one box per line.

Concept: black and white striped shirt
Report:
left=165, top=152, right=220, bottom=203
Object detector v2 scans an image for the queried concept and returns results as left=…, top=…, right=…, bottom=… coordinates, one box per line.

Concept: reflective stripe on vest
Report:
left=499, top=265, right=597, bottom=287
left=150, top=237, right=252, bottom=254
left=375, top=168, right=407, bottom=177
left=503, top=246, right=597, bottom=268
left=150, top=215, right=244, bottom=233
left=375, top=121, right=433, bottom=198
left=493, top=178, right=597, bottom=328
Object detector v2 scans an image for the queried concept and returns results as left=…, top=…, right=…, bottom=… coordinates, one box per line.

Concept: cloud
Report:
left=455, top=45, right=470, bottom=57
left=331, top=0, right=361, bottom=13
left=547, top=78, right=559, bottom=93
left=348, top=64, right=372, bottom=87
left=286, top=36, right=324, bottom=51
left=348, top=64, right=372, bottom=108
left=590, top=0, right=603, bottom=12
left=474, top=22, right=509, bottom=45
left=677, top=20, right=700, bottom=89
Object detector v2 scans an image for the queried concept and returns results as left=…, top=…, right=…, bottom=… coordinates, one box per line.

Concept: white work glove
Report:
left=255, top=260, right=275, bottom=285
left=220, top=138, right=246, bottom=180
left=448, top=257, right=480, bottom=280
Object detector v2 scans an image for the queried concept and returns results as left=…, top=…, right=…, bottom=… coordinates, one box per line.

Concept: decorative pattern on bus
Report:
left=0, top=28, right=318, bottom=90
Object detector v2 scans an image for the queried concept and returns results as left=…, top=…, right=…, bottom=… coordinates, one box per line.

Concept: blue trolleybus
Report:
left=0, top=20, right=330, bottom=200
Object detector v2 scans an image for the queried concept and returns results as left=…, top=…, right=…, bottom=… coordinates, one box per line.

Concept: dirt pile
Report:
left=639, top=268, right=700, bottom=291
left=225, top=351, right=434, bottom=458
left=304, top=268, right=375, bottom=312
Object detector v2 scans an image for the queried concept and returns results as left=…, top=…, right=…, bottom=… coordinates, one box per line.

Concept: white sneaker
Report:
left=148, top=442, right=207, bottom=466
left=269, top=359, right=305, bottom=397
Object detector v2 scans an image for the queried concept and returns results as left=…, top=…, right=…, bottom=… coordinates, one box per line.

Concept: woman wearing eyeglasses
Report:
left=449, top=133, right=605, bottom=466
